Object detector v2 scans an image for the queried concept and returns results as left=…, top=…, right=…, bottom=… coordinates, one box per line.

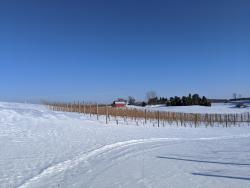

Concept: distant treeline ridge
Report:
left=146, top=94, right=211, bottom=107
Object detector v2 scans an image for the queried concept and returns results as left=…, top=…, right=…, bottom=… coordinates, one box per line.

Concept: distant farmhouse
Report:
left=112, top=98, right=127, bottom=108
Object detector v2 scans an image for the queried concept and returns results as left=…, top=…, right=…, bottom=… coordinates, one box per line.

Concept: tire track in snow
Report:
left=84, top=141, right=177, bottom=188
left=17, top=134, right=250, bottom=188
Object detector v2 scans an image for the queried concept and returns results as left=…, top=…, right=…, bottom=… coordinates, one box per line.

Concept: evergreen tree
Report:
left=192, top=94, right=200, bottom=105
left=201, top=96, right=211, bottom=106
left=170, top=97, right=175, bottom=106
left=174, top=96, right=182, bottom=106
left=182, top=96, right=188, bottom=106
left=146, top=93, right=211, bottom=107
left=187, top=93, right=192, bottom=105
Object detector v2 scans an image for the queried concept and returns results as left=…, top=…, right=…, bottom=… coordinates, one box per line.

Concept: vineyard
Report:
left=46, top=102, right=250, bottom=127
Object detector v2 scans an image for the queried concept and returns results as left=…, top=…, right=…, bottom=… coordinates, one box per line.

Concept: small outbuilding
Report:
left=112, top=98, right=127, bottom=108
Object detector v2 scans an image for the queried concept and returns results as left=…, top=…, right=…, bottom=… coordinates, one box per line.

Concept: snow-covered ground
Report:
left=128, top=103, right=250, bottom=114
left=1, top=102, right=250, bottom=188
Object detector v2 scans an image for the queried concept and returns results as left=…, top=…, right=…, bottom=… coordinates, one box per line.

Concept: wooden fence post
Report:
left=233, top=114, right=236, bottom=126
left=157, top=111, right=160, bottom=127
left=106, top=105, right=108, bottom=124
left=96, top=103, right=99, bottom=120
left=90, top=104, right=92, bottom=117
left=83, top=101, right=85, bottom=115
left=248, top=112, right=250, bottom=126
left=195, top=114, right=197, bottom=128
left=225, top=115, right=228, bottom=128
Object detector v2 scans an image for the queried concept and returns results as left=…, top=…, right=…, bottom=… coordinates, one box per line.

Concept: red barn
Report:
left=112, top=98, right=127, bottom=108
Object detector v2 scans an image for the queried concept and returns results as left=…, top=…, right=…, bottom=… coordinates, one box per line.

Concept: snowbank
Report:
left=128, top=103, right=250, bottom=114
left=0, top=102, right=250, bottom=188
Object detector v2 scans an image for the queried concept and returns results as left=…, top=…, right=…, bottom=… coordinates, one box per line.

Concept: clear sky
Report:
left=0, top=0, right=249, bottom=103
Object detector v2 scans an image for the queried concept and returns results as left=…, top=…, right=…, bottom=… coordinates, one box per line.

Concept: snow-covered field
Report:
left=128, top=103, right=250, bottom=114
left=1, top=102, right=250, bottom=188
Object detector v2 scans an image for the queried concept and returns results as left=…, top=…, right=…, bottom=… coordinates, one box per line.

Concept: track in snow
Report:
left=17, top=134, right=250, bottom=188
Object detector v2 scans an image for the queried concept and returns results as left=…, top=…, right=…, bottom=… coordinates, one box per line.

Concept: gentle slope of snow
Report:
left=0, top=102, right=250, bottom=188
left=128, top=103, right=250, bottom=114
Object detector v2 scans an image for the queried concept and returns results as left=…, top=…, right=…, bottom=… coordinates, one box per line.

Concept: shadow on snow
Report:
left=156, top=156, right=250, bottom=166
left=191, top=173, right=250, bottom=181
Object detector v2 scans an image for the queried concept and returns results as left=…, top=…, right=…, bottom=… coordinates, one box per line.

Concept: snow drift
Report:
left=0, top=102, right=250, bottom=188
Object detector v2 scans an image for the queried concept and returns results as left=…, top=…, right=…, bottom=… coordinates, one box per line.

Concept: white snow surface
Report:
left=128, top=103, right=250, bottom=114
left=0, top=102, right=250, bottom=188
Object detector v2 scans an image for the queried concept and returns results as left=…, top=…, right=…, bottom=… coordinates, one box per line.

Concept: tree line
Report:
left=128, top=93, right=211, bottom=107
left=148, top=94, right=211, bottom=106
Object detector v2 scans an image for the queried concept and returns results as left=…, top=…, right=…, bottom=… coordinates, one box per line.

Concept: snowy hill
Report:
left=0, top=102, right=250, bottom=188
left=128, top=103, right=250, bottom=114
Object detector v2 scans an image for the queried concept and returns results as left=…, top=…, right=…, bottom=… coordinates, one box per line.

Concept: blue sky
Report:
left=0, top=0, right=249, bottom=103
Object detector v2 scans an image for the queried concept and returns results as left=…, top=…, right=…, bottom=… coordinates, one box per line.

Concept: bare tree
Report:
left=146, top=91, right=157, bottom=101
left=128, top=96, right=136, bottom=105
left=232, top=93, right=237, bottom=100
